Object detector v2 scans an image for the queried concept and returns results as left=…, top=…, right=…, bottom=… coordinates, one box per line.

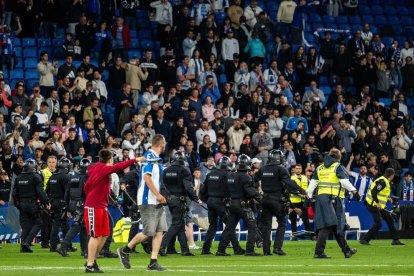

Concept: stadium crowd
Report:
left=1, top=0, right=414, bottom=211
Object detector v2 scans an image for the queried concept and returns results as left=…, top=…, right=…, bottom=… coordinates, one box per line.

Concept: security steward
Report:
left=160, top=151, right=202, bottom=256
left=200, top=156, right=245, bottom=255
left=254, top=150, right=306, bottom=256
left=360, top=168, right=405, bottom=246
left=289, top=164, right=312, bottom=240
left=217, top=155, right=261, bottom=256
left=13, top=159, right=50, bottom=253
left=57, top=158, right=91, bottom=257
left=307, top=148, right=359, bottom=258
left=46, top=158, right=72, bottom=252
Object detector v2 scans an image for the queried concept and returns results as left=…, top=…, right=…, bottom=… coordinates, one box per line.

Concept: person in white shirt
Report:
left=263, top=60, right=280, bottom=94
left=400, top=41, right=414, bottom=66
left=183, top=30, right=200, bottom=58
left=122, top=130, right=142, bottom=157
left=190, top=0, right=212, bottom=26
left=361, top=23, right=373, bottom=47
left=142, top=84, right=165, bottom=111
left=150, top=0, right=173, bottom=38
left=37, top=51, right=58, bottom=96
left=346, top=156, right=373, bottom=201
left=177, top=56, right=196, bottom=91
left=244, top=0, right=263, bottom=28
left=222, top=28, right=240, bottom=64
left=92, top=71, right=108, bottom=105
left=195, top=118, right=216, bottom=149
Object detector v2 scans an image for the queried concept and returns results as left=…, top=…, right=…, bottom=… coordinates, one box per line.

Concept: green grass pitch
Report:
left=0, top=240, right=412, bottom=275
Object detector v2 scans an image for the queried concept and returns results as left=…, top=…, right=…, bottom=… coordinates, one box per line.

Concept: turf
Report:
left=0, top=240, right=411, bottom=275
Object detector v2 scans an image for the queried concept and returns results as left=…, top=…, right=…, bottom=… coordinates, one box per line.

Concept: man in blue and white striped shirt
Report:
left=118, top=134, right=168, bottom=271
left=346, top=158, right=372, bottom=201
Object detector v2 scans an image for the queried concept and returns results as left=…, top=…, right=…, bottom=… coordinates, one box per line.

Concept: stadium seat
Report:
left=368, top=0, right=380, bottom=5
left=396, top=7, right=409, bottom=15
left=53, top=47, right=66, bottom=59
left=39, top=47, right=52, bottom=56
left=136, top=10, right=149, bottom=19
left=351, top=24, right=363, bottom=33
left=14, top=58, right=23, bottom=69
left=370, top=25, right=378, bottom=34
left=379, top=98, right=391, bottom=107
left=25, top=70, right=39, bottom=80
left=128, top=50, right=141, bottom=60
left=388, top=17, right=400, bottom=25
left=130, top=30, right=137, bottom=38
left=349, top=16, right=361, bottom=24
left=371, top=6, right=383, bottom=15
left=56, top=28, right=66, bottom=38
left=326, top=24, right=338, bottom=30
left=220, top=74, right=227, bottom=84
left=338, top=24, right=351, bottom=31
left=400, top=16, right=414, bottom=26
left=320, top=86, right=332, bottom=96
left=382, top=37, right=394, bottom=47
left=267, top=1, right=278, bottom=11
left=72, top=60, right=81, bottom=68
left=24, top=58, right=38, bottom=69
left=13, top=38, right=21, bottom=47
left=309, top=14, right=321, bottom=23
left=361, top=15, right=374, bottom=25
left=52, top=38, right=65, bottom=48
left=130, top=39, right=140, bottom=50
left=374, top=16, right=387, bottom=25
left=304, top=33, right=315, bottom=44
left=215, top=12, right=226, bottom=24
left=9, top=69, right=24, bottom=79
left=407, top=98, right=414, bottom=108
left=23, top=48, right=37, bottom=58
left=26, top=79, right=39, bottom=90
left=319, top=76, right=329, bottom=85
left=14, top=47, right=23, bottom=57
left=384, top=6, right=396, bottom=15
left=359, top=6, right=370, bottom=15
left=137, top=20, right=151, bottom=30
left=335, top=16, right=348, bottom=24
left=323, top=16, right=335, bottom=24
left=22, top=38, right=36, bottom=48
left=405, top=26, right=414, bottom=37
left=38, top=38, right=51, bottom=47
left=138, top=30, right=152, bottom=39
left=140, top=39, right=154, bottom=50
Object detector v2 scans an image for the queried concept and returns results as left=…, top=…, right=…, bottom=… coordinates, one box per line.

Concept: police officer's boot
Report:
left=20, top=242, right=33, bottom=253
left=56, top=246, right=69, bottom=257
left=159, top=247, right=168, bottom=257
left=273, top=227, right=287, bottom=255
left=343, top=247, right=357, bottom=258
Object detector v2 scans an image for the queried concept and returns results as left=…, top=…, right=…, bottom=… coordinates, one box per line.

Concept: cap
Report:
left=16, top=81, right=24, bottom=87
left=294, top=92, right=300, bottom=97
left=95, top=119, right=104, bottom=125
left=251, top=158, right=262, bottom=164
left=227, top=28, right=234, bottom=34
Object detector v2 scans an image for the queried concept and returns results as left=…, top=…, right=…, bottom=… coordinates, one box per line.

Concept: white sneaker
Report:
left=189, top=244, right=200, bottom=250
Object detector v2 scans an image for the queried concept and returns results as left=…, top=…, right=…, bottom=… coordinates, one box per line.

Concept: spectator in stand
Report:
left=37, top=51, right=58, bottom=98
left=111, top=17, right=131, bottom=62
left=222, top=29, right=240, bottom=80
left=227, top=119, right=250, bottom=152
left=391, top=127, right=409, bottom=167
left=397, top=172, right=414, bottom=201
left=121, top=0, right=139, bottom=31
left=58, top=54, right=77, bottom=85
left=153, top=109, right=171, bottom=144
left=83, top=97, right=102, bottom=126
left=75, top=16, right=95, bottom=55
left=302, top=81, right=325, bottom=109
left=333, top=43, right=351, bottom=88
left=124, top=56, right=149, bottom=108
left=252, top=122, right=273, bottom=151
left=151, top=0, right=173, bottom=39
left=400, top=41, right=413, bottom=66
left=0, top=17, right=22, bottom=72
left=227, top=0, right=243, bottom=29
left=401, top=57, right=414, bottom=95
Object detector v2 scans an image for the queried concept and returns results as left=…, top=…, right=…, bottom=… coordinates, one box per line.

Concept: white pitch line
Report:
left=0, top=266, right=411, bottom=276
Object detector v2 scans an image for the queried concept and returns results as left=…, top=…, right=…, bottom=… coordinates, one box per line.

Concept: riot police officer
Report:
left=160, top=151, right=202, bottom=256
left=46, top=158, right=71, bottom=252
left=217, top=155, right=261, bottom=256
left=13, top=159, right=49, bottom=253
left=255, top=150, right=306, bottom=256
left=57, top=158, right=91, bottom=257
left=200, top=156, right=245, bottom=256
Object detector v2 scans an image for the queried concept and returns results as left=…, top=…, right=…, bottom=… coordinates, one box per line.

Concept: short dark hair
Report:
left=99, top=149, right=113, bottom=163
left=384, top=168, right=395, bottom=178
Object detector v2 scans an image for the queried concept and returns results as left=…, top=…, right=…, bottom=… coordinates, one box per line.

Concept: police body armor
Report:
left=260, top=165, right=285, bottom=194
left=68, top=172, right=88, bottom=212
left=206, top=170, right=228, bottom=198
left=227, top=172, right=244, bottom=200
left=290, top=175, right=308, bottom=203
left=316, top=162, right=345, bottom=198
left=366, top=176, right=391, bottom=208
left=163, top=165, right=186, bottom=197
left=48, top=170, right=67, bottom=200
left=15, top=173, right=43, bottom=200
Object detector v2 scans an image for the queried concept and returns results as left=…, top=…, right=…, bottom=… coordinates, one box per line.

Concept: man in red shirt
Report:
left=83, top=149, right=144, bottom=273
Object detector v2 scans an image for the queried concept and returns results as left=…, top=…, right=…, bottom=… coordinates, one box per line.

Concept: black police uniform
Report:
left=120, top=169, right=140, bottom=243
left=13, top=169, right=49, bottom=251
left=160, top=164, right=199, bottom=255
left=255, top=163, right=306, bottom=255
left=46, top=168, right=71, bottom=250
left=58, top=170, right=88, bottom=256
left=200, top=169, right=244, bottom=255
left=217, top=171, right=260, bottom=255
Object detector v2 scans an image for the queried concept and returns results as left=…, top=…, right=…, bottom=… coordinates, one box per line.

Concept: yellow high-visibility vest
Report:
left=41, top=168, right=53, bottom=190
left=316, top=162, right=345, bottom=198
left=290, top=174, right=308, bottom=203
left=365, top=176, right=390, bottom=209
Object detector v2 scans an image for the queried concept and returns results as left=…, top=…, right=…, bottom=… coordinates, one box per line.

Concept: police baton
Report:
left=109, top=194, right=124, bottom=216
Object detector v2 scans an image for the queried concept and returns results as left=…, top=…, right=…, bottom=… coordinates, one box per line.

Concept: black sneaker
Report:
left=314, top=253, right=332, bottom=259
left=245, top=251, right=262, bottom=256
left=256, top=241, right=263, bottom=248
left=68, top=246, right=78, bottom=252
left=159, top=248, right=168, bottom=257
left=166, top=250, right=179, bottom=254
left=233, top=249, right=245, bottom=255
left=50, top=247, right=57, bottom=252
left=147, top=262, right=166, bottom=271
left=20, top=242, right=33, bottom=253
left=101, top=251, right=118, bottom=258
left=85, top=265, right=103, bottom=273
left=41, top=244, right=50, bottom=249
left=117, top=248, right=131, bottom=269
left=215, top=251, right=231, bottom=256
left=142, top=244, right=152, bottom=254
left=359, top=239, right=370, bottom=245
left=263, top=252, right=273, bottom=256
left=181, top=252, right=195, bottom=256
left=391, top=240, right=405, bottom=246
left=272, top=249, right=286, bottom=256
left=344, top=248, right=357, bottom=258
left=57, top=247, right=69, bottom=257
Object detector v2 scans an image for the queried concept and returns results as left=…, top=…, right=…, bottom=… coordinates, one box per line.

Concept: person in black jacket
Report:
left=159, top=151, right=202, bottom=256
left=254, top=149, right=306, bottom=256
left=13, top=159, right=50, bottom=253
left=217, top=155, right=261, bottom=256
left=200, top=156, right=245, bottom=255
left=46, top=158, right=71, bottom=252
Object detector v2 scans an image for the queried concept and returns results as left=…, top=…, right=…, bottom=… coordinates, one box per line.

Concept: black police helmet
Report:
left=79, top=158, right=91, bottom=173
left=236, top=154, right=251, bottom=171
left=268, top=149, right=285, bottom=165
left=58, top=158, right=72, bottom=172
left=218, top=156, right=233, bottom=171
left=171, top=150, right=186, bottom=166
left=22, top=159, right=37, bottom=173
